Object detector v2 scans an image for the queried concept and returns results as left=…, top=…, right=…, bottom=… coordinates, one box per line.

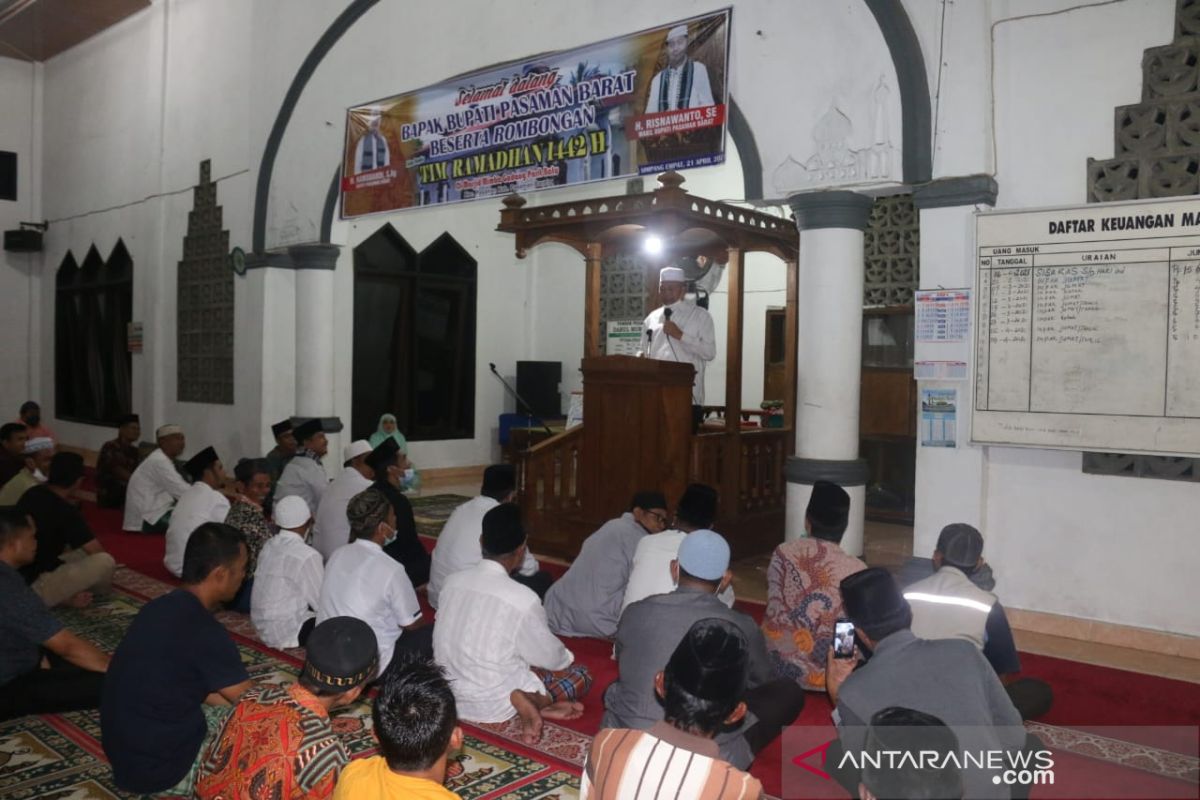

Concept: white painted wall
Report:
left=915, top=0, right=1198, bottom=636
left=0, top=56, right=40, bottom=417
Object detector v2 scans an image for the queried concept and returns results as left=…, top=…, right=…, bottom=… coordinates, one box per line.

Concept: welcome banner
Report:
left=340, top=9, right=730, bottom=217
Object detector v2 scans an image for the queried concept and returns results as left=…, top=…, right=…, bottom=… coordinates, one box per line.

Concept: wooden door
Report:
left=762, top=308, right=787, bottom=402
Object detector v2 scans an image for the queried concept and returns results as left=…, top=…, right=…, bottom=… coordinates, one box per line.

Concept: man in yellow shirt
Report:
left=334, top=659, right=463, bottom=799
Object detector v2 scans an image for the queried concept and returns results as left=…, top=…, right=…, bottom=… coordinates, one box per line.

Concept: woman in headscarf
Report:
left=367, top=413, right=419, bottom=492
left=368, top=413, right=407, bottom=451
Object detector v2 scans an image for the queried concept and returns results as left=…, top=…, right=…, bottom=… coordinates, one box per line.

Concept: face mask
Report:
left=381, top=523, right=398, bottom=547
left=32, top=469, right=46, bottom=483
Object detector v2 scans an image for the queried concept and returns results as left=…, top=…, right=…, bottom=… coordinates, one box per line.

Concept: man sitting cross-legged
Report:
left=251, top=495, right=324, bottom=649
left=434, top=503, right=590, bottom=744
left=0, top=436, right=54, bottom=506
left=17, top=451, right=116, bottom=608
left=196, top=616, right=378, bottom=799
left=583, top=618, right=764, bottom=800
left=101, top=522, right=254, bottom=796
left=428, top=463, right=552, bottom=607
left=123, top=423, right=190, bottom=533
left=96, top=413, right=141, bottom=509
left=318, top=488, right=431, bottom=673
left=313, top=440, right=375, bottom=561
left=0, top=422, right=27, bottom=486
left=165, top=446, right=230, bottom=578
left=333, top=658, right=464, bottom=799
left=605, top=529, right=805, bottom=769
left=0, top=507, right=110, bottom=721
left=544, top=490, right=669, bottom=639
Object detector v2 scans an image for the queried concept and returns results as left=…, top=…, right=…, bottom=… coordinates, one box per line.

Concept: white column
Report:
left=289, top=244, right=341, bottom=471
left=784, top=191, right=873, bottom=556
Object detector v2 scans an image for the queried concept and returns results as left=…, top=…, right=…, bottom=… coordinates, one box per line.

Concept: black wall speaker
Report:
left=516, top=361, right=563, bottom=419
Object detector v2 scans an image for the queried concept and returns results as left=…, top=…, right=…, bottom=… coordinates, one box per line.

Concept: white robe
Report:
left=642, top=300, right=717, bottom=405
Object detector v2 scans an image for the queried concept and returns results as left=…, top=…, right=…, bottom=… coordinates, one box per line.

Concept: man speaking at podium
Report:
left=643, top=265, right=716, bottom=430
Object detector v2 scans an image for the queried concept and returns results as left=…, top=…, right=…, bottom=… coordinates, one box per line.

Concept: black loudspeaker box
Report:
left=516, top=361, right=563, bottom=419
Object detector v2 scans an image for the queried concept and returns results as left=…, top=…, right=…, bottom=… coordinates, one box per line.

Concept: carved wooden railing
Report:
left=515, top=426, right=583, bottom=545
left=689, top=428, right=789, bottom=516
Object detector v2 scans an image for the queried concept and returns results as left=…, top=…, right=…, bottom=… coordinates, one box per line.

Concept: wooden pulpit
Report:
left=580, top=355, right=695, bottom=522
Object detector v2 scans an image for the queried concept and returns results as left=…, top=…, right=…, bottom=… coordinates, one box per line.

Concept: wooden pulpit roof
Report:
left=496, top=171, right=797, bottom=261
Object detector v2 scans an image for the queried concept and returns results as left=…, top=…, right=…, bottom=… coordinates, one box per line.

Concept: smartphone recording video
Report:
left=833, top=619, right=856, bottom=659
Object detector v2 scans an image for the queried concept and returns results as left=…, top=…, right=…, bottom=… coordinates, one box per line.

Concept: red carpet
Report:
left=89, top=503, right=1199, bottom=798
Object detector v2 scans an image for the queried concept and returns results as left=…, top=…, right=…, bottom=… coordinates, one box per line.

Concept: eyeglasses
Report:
left=648, top=511, right=670, bottom=526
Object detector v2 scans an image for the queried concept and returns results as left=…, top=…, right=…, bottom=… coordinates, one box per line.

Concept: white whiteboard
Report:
left=972, top=197, right=1200, bottom=456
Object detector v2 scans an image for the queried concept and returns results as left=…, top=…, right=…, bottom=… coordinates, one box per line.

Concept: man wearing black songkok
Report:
left=583, top=618, right=764, bottom=799
left=826, top=567, right=1035, bottom=800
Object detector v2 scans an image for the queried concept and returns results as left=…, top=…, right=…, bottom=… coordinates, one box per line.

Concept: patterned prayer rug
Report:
left=410, top=493, right=471, bottom=538
left=0, top=569, right=582, bottom=800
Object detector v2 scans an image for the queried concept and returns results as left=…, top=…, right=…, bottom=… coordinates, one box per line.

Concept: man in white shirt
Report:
left=275, top=419, right=330, bottom=515
left=313, top=439, right=375, bottom=560
left=122, top=424, right=190, bottom=533
left=427, top=464, right=551, bottom=608
left=643, top=266, right=716, bottom=430
left=317, top=487, right=429, bottom=672
left=623, top=483, right=734, bottom=611
left=434, top=504, right=589, bottom=745
left=251, top=496, right=323, bottom=649
left=164, top=447, right=230, bottom=578
left=644, top=24, right=716, bottom=113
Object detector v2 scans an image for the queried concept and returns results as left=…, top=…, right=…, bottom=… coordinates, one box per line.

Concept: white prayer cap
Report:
left=343, top=439, right=372, bottom=462
left=659, top=266, right=687, bottom=283
left=667, top=24, right=689, bottom=40
left=274, top=495, right=311, bottom=529
left=22, top=437, right=53, bottom=455
left=156, top=424, right=183, bottom=439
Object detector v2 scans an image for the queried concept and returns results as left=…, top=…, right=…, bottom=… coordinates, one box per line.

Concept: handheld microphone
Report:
left=646, top=329, right=653, bottom=341
left=663, top=307, right=673, bottom=321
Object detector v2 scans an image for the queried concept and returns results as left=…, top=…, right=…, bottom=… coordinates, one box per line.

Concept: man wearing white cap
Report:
left=0, top=436, right=54, bottom=505
left=643, top=264, right=716, bottom=429
left=313, top=440, right=375, bottom=561
left=251, top=496, right=324, bottom=648
left=644, top=24, right=715, bottom=113
left=123, top=424, right=191, bottom=533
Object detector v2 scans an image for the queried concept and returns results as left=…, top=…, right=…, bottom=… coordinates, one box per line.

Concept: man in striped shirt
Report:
left=582, top=618, right=763, bottom=800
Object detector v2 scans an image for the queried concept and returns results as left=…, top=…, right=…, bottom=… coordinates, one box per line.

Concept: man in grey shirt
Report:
left=602, top=529, right=805, bottom=769
left=826, top=567, right=1034, bottom=800
left=544, top=491, right=669, bottom=639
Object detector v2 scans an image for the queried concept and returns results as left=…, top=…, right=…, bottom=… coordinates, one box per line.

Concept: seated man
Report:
left=334, top=659, right=463, bottom=800
left=17, top=401, right=55, bottom=441
left=434, top=504, right=589, bottom=744
left=858, top=707, right=963, bottom=800
left=762, top=481, right=866, bottom=690
left=0, top=436, right=54, bottom=505
left=197, top=616, right=376, bottom=798
left=165, top=447, right=230, bottom=578
left=622, top=482, right=734, bottom=610
left=428, top=463, right=551, bottom=607
left=904, top=523, right=1053, bottom=720
left=252, top=495, right=323, bottom=649
left=17, top=452, right=116, bottom=608
left=605, top=529, right=804, bottom=769
left=0, top=508, right=110, bottom=721
left=101, top=522, right=253, bottom=796
left=545, top=490, right=669, bottom=639
left=584, top=618, right=764, bottom=800
left=313, top=440, right=375, bottom=560
left=318, top=488, right=429, bottom=672
left=0, top=422, right=27, bottom=485
left=96, top=413, right=141, bottom=508
left=276, top=418, right=331, bottom=515
left=370, top=437, right=431, bottom=587
left=825, top=568, right=1028, bottom=800
left=223, top=458, right=274, bottom=613
left=123, top=423, right=190, bottom=532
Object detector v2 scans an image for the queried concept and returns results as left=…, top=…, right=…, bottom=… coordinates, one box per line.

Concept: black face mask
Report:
left=24, top=414, right=40, bottom=427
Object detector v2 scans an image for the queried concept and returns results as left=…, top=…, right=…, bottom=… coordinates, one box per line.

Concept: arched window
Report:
left=55, top=240, right=133, bottom=423
left=352, top=226, right=477, bottom=441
